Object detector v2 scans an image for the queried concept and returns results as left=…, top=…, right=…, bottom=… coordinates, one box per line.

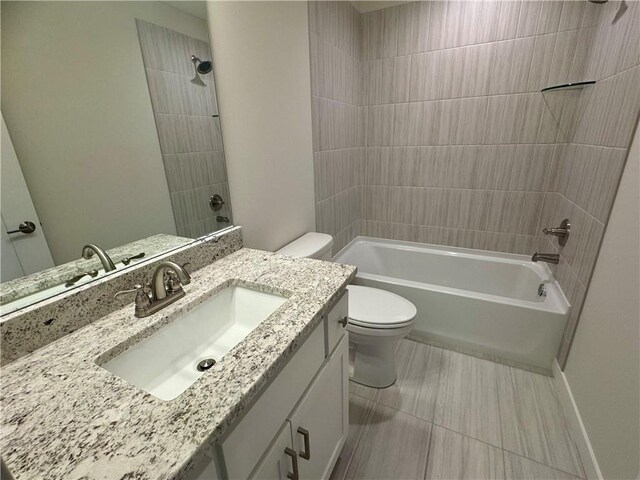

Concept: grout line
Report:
left=503, top=449, right=585, bottom=479
left=340, top=393, right=376, bottom=480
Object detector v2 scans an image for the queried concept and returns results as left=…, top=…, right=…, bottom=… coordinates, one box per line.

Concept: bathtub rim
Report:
left=333, top=236, right=571, bottom=315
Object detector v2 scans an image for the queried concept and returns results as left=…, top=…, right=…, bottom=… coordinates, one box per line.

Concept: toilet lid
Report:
left=347, top=285, right=417, bottom=329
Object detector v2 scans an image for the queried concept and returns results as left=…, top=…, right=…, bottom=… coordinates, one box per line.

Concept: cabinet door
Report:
left=250, top=421, right=298, bottom=480
left=289, top=335, right=349, bottom=480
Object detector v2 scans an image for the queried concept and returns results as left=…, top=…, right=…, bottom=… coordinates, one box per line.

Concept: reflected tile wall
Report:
left=136, top=20, right=232, bottom=238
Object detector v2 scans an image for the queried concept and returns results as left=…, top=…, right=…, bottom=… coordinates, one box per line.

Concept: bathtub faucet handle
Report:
left=542, top=218, right=570, bottom=246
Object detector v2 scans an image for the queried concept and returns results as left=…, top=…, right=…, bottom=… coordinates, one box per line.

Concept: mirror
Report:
left=0, top=1, right=232, bottom=314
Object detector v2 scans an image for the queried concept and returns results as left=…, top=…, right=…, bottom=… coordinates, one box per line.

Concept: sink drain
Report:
left=197, top=358, right=216, bottom=372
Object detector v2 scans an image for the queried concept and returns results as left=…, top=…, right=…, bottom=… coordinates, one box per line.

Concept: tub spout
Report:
left=531, top=252, right=559, bottom=264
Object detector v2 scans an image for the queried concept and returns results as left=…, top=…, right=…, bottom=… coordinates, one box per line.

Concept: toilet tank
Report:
left=277, top=232, right=333, bottom=260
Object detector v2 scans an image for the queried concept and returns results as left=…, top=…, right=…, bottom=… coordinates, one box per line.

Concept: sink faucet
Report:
left=531, top=252, right=559, bottom=264
left=151, top=261, right=191, bottom=300
left=115, top=261, right=191, bottom=317
left=82, top=244, right=117, bottom=272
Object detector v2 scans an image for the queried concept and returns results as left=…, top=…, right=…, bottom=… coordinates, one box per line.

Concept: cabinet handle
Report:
left=297, top=427, right=311, bottom=460
left=338, top=316, right=348, bottom=328
left=284, top=447, right=299, bottom=480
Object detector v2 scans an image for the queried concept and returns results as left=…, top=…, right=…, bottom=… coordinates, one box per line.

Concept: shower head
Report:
left=190, top=55, right=213, bottom=75
left=588, top=0, right=607, bottom=3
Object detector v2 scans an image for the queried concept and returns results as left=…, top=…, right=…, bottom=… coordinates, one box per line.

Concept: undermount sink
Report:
left=100, top=285, right=287, bottom=401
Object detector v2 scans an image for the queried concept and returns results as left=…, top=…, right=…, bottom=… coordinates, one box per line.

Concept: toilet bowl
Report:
left=277, top=232, right=416, bottom=388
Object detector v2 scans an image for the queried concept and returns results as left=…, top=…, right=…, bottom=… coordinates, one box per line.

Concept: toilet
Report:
left=277, top=232, right=417, bottom=388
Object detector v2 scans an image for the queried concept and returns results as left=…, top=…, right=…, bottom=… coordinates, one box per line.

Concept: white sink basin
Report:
left=100, top=286, right=287, bottom=401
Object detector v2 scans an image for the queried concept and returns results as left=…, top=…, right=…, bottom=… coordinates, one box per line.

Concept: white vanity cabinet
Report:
left=191, top=293, right=349, bottom=480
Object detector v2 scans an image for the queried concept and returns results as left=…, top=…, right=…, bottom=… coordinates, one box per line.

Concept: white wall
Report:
left=1, top=2, right=209, bottom=264
left=206, top=1, right=316, bottom=252
left=564, top=122, right=640, bottom=480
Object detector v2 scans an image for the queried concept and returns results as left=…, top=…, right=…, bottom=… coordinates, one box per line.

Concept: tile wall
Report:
left=136, top=20, right=232, bottom=239
left=359, top=0, right=589, bottom=254
left=308, top=2, right=366, bottom=254
left=308, top=1, right=639, bottom=365
left=537, top=0, right=639, bottom=365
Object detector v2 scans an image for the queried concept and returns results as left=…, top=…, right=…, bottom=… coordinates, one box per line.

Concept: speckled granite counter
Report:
left=0, top=234, right=192, bottom=306
left=0, top=248, right=356, bottom=480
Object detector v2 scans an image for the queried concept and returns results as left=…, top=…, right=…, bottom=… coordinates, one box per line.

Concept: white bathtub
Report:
left=333, top=237, right=570, bottom=371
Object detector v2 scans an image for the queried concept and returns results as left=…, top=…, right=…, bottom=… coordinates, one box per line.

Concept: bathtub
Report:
left=333, top=237, right=570, bottom=371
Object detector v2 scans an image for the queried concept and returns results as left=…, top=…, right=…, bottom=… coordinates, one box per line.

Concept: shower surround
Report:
left=308, top=0, right=640, bottom=366
left=137, top=20, right=232, bottom=238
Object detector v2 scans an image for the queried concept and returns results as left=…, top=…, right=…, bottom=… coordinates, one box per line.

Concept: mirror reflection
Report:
left=0, top=1, right=232, bottom=314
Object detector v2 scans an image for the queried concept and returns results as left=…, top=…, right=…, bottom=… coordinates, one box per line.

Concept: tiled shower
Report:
left=309, top=0, right=639, bottom=366
left=137, top=20, right=232, bottom=239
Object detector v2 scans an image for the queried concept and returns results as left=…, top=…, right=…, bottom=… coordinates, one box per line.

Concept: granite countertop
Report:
left=0, top=248, right=356, bottom=480
left=0, top=234, right=192, bottom=306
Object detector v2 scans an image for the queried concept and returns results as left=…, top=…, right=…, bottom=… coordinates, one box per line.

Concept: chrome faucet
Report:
left=115, top=261, right=191, bottom=318
left=531, top=252, right=559, bottom=264
left=82, top=244, right=117, bottom=272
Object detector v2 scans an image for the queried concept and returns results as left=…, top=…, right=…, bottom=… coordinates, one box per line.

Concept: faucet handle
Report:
left=114, top=284, right=152, bottom=310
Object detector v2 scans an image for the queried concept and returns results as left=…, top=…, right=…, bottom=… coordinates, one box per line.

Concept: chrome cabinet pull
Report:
left=338, top=316, right=348, bottom=327
left=284, top=447, right=299, bottom=480
left=297, top=427, right=311, bottom=460
left=7, top=221, right=36, bottom=235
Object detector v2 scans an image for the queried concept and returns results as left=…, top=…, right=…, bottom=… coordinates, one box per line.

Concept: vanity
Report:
left=0, top=3, right=355, bottom=478
left=0, top=236, right=356, bottom=479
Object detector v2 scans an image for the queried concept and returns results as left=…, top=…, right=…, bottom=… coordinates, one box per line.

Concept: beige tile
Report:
left=517, top=1, right=542, bottom=38
left=427, top=1, right=448, bottom=51
left=434, top=350, right=501, bottom=447
left=509, top=37, right=536, bottom=93
left=509, top=145, right=554, bottom=191
left=527, top=33, right=557, bottom=92
left=558, top=1, right=584, bottom=32
left=367, top=105, right=395, bottom=147
left=498, top=365, right=584, bottom=477
left=548, top=30, right=579, bottom=88
left=426, top=426, right=505, bottom=480
left=345, top=403, right=432, bottom=480
left=377, top=340, right=443, bottom=421
left=496, top=1, right=522, bottom=41
left=504, top=451, right=582, bottom=480
left=537, top=1, right=563, bottom=35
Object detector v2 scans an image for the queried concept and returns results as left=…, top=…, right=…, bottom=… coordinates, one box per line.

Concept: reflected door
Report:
left=1, top=114, right=54, bottom=281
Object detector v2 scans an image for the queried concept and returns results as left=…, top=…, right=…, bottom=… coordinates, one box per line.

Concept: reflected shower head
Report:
left=190, top=55, right=213, bottom=75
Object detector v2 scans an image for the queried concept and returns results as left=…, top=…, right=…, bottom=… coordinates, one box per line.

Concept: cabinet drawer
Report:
left=325, top=292, right=348, bottom=355
left=220, top=321, right=324, bottom=480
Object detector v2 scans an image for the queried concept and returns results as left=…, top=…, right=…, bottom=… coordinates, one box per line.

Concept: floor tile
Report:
left=377, top=340, right=443, bottom=421
left=349, top=379, right=381, bottom=402
left=345, top=403, right=432, bottom=480
left=434, top=349, right=502, bottom=447
left=504, top=451, right=583, bottom=479
left=330, top=394, right=374, bottom=480
left=426, top=426, right=505, bottom=479
left=497, top=365, right=584, bottom=477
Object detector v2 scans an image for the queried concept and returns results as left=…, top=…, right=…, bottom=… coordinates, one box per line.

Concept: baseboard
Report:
left=552, top=359, right=603, bottom=480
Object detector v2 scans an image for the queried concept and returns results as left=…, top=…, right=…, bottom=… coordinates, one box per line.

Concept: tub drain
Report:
left=197, top=358, right=216, bottom=372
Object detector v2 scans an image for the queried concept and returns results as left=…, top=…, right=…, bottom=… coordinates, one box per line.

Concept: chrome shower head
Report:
left=190, top=55, right=213, bottom=75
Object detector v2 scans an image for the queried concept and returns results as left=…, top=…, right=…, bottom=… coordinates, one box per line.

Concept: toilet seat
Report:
left=347, top=285, right=417, bottom=329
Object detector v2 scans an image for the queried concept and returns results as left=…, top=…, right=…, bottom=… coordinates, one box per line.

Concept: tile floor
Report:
left=331, top=339, right=585, bottom=480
